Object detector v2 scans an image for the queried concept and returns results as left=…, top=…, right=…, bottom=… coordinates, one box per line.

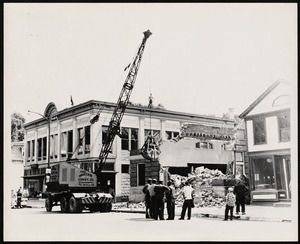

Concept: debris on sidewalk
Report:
left=171, top=166, right=233, bottom=208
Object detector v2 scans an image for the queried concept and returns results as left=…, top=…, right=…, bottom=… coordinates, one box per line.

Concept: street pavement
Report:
left=25, top=198, right=295, bottom=223
left=5, top=207, right=297, bottom=241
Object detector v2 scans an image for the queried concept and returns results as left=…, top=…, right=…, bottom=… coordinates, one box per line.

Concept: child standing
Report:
left=224, top=187, right=235, bottom=221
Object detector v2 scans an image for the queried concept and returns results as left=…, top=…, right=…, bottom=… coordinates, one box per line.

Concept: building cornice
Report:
left=25, top=99, right=235, bottom=130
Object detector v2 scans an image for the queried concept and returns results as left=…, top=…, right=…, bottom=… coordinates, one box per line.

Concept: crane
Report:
left=94, top=30, right=152, bottom=183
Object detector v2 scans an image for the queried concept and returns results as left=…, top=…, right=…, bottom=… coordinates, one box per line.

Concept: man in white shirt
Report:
left=179, top=181, right=195, bottom=220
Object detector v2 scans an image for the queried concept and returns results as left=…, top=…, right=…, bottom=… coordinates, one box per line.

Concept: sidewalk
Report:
left=112, top=204, right=294, bottom=223
left=26, top=199, right=294, bottom=222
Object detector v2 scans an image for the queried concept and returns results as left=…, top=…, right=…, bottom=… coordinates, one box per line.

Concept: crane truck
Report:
left=44, top=30, right=152, bottom=213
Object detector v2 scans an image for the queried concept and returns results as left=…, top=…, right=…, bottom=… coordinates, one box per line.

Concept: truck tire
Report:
left=45, top=197, right=53, bottom=212
left=60, top=196, right=69, bottom=213
left=69, top=196, right=83, bottom=213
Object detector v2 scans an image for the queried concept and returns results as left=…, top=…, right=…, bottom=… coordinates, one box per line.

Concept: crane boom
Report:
left=95, top=30, right=152, bottom=180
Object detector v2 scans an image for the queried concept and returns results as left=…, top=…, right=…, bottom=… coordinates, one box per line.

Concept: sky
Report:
left=4, top=3, right=297, bottom=123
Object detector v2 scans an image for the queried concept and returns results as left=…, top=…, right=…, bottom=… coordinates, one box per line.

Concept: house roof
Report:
left=239, top=79, right=289, bottom=118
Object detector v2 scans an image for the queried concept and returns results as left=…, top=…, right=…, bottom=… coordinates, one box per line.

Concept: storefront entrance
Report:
left=251, top=154, right=291, bottom=201
left=274, top=156, right=291, bottom=199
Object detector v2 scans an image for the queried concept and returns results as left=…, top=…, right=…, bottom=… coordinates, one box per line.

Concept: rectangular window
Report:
left=253, top=117, right=267, bottom=145
left=42, top=137, right=47, bottom=160
left=32, top=140, right=35, bottom=157
left=253, top=158, right=275, bottom=189
left=196, top=141, right=213, bottom=149
left=78, top=128, right=84, bottom=155
left=131, top=128, right=138, bottom=150
left=138, top=164, right=145, bottom=186
left=61, top=132, right=67, bottom=158
left=50, top=134, right=58, bottom=159
left=121, top=128, right=129, bottom=150
left=85, top=126, right=91, bottom=153
left=278, top=114, right=290, bottom=142
left=165, top=131, right=179, bottom=140
left=102, top=126, right=112, bottom=153
left=121, top=127, right=139, bottom=151
left=67, top=130, right=73, bottom=157
left=121, top=164, right=130, bottom=174
left=37, top=138, right=42, bottom=161
left=27, top=141, right=31, bottom=162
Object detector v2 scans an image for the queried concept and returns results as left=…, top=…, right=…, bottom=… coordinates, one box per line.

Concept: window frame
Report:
left=277, top=114, right=290, bottom=142
left=121, top=164, right=130, bottom=174
left=121, top=127, right=139, bottom=151
left=253, top=117, right=267, bottom=145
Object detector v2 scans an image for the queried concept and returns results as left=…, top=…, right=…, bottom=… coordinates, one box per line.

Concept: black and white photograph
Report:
left=4, top=2, right=298, bottom=242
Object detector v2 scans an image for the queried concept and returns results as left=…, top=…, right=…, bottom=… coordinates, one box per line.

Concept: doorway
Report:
left=274, top=156, right=291, bottom=199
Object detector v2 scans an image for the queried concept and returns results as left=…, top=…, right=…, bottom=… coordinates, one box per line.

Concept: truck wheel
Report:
left=45, top=197, right=53, bottom=212
left=60, top=197, right=69, bottom=213
left=76, top=199, right=83, bottom=213
left=69, top=196, right=77, bottom=213
left=69, top=196, right=83, bottom=213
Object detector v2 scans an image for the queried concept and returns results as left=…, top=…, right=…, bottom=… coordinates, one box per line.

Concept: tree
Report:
left=11, top=112, right=26, bottom=142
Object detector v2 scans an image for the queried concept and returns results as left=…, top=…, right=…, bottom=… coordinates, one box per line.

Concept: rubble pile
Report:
left=113, top=167, right=231, bottom=210
left=113, top=202, right=145, bottom=210
left=171, top=166, right=231, bottom=208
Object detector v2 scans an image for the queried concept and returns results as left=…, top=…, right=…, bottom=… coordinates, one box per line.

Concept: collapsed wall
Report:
left=170, top=166, right=235, bottom=208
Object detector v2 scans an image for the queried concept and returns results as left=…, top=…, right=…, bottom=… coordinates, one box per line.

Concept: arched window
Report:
left=272, top=95, right=290, bottom=107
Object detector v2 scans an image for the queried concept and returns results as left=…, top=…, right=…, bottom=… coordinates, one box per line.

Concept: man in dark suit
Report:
left=154, top=181, right=169, bottom=220
left=233, top=180, right=247, bottom=215
left=166, top=180, right=176, bottom=220
left=142, top=178, right=152, bottom=218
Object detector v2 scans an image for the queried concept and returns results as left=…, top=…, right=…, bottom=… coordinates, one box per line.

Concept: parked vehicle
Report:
left=44, top=162, right=112, bottom=213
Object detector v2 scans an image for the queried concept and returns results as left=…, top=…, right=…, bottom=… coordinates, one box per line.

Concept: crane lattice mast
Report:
left=95, top=30, right=152, bottom=180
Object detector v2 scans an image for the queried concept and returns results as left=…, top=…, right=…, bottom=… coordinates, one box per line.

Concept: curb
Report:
left=112, top=209, right=145, bottom=214
left=24, top=206, right=293, bottom=223
left=194, top=213, right=292, bottom=222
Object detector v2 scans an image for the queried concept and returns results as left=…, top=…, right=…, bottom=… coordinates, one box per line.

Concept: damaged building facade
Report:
left=129, top=116, right=247, bottom=202
left=24, top=100, right=246, bottom=202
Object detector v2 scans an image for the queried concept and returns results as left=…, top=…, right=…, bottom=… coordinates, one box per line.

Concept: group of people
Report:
left=142, top=178, right=196, bottom=220
left=224, top=180, right=247, bottom=221
left=143, top=178, right=247, bottom=221
left=11, top=187, right=23, bottom=208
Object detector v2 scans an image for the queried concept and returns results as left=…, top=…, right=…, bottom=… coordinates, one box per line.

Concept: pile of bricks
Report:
left=113, top=201, right=146, bottom=209
left=172, top=167, right=230, bottom=208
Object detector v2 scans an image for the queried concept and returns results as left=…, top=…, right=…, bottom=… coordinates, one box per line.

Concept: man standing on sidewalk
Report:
left=142, top=178, right=152, bottom=218
left=179, top=181, right=195, bottom=220
left=148, top=179, right=157, bottom=219
left=154, top=181, right=169, bottom=220
left=166, top=180, right=176, bottom=220
left=234, top=180, right=247, bottom=215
